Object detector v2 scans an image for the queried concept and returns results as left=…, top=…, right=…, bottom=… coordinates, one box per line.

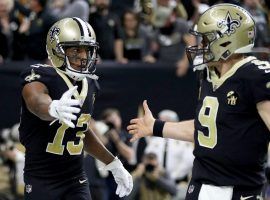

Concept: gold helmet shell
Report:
left=186, top=4, right=256, bottom=66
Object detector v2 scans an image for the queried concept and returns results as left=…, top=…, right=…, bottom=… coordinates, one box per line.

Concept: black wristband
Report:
left=153, top=119, right=165, bottom=137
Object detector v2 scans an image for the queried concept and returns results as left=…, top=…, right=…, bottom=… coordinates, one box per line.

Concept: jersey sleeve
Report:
left=247, top=60, right=270, bottom=103
left=20, top=64, right=53, bottom=87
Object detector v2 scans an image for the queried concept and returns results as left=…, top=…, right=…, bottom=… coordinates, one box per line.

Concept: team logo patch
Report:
left=25, top=69, right=41, bottom=82
left=188, top=184, right=195, bottom=194
left=25, top=184, right=32, bottom=193
left=49, top=26, right=60, bottom=43
left=226, top=91, right=238, bottom=106
left=217, top=12, right=240, bottom=36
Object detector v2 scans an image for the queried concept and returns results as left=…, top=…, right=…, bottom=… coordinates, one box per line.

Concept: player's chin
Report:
left=70, top=63, right=83, bottom=71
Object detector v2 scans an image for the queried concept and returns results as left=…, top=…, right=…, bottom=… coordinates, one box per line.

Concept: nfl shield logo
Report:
left=25, top=184, right=32, bottom=193
left=188, top=184, right=195, bottom=194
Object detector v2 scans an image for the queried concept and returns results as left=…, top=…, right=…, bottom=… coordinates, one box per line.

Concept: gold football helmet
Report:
left=46, top=17, right=99, bottom=81
left=186, top=4, right=256, bottom=66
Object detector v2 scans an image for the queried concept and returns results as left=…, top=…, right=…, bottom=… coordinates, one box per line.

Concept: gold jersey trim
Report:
left=55, top=69, right=88, bottom=106
left=210, top=56, right=256, bottom=91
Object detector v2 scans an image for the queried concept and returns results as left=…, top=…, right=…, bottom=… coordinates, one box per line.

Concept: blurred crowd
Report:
left=0, top=0, right=269, bottom=75
left=0, top=0, right=270, bottom=200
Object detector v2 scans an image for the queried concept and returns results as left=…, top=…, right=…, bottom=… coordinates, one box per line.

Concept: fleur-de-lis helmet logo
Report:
left=49, top=26, right=60, bottom=43
left=217, top=12, right=240, bottom=36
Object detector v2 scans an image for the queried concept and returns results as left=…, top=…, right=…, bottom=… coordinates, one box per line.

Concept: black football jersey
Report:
left=192, top=56, right=270, bottom=188
left=19, top=64, right=98, bottom=179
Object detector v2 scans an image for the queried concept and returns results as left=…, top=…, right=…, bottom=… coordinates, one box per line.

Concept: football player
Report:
left=128, top=3, right=270, bottom=200
left=19, top=17, right=132, bottom=200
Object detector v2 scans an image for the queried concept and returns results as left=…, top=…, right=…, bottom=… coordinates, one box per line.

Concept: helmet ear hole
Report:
left=221, top=50, right=231, bottom=60
left=220, top=41, right=231, bottom=47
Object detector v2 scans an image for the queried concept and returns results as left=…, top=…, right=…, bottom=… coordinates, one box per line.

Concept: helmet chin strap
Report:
left=64, top=56, right=99, bottom=81
left=193, top=55, right=207, bottom=70
left=193, top=55, right=212, bottom=82
left=65, top=57, right=86, bottom=81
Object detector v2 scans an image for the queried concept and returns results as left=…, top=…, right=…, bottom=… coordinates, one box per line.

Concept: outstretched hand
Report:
left=127, top=100, right=155, bottom=142
left=49, top=86, right=81, bottom=128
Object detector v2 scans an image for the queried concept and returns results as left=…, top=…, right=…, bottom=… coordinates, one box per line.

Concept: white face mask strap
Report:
left=65, top=55, right=73, bottom=71
left=206, top=67, right=212, bottom=82
left=63, top=56, right=82, bottom=81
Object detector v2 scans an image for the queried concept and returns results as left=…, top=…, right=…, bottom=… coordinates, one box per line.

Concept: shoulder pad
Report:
left=20, top=64, right=56, bottom=86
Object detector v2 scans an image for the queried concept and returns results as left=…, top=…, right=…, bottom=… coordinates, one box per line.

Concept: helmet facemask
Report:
left=186, top=29, right=219, bottom=67
left=62, top=43, right=99, bottom=81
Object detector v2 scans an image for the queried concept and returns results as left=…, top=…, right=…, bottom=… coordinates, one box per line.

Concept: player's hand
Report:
left=48, top=86, right=80, bottom=128
left=176, top=58, right=189, bottom=77
left=103, top=157, right=133, bottom=197
left=127, top=100, right=155, bottom=142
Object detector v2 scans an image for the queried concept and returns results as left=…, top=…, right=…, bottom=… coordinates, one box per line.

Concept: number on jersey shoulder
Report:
left=251, top=59, right=270, bottom=73
left=30, top=64, right=51, bottom=68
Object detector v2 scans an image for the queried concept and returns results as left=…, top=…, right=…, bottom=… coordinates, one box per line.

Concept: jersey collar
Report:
left=210, top=56, right=256, bottom=91
left=55, top=68, right=88, bottom=107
